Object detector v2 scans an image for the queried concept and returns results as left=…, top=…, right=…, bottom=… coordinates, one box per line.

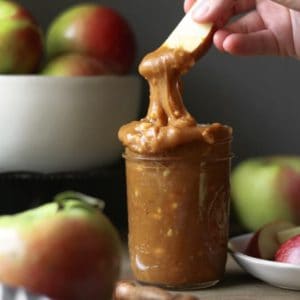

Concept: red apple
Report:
left=277, top=164, right=300, bottom=221
left=245, top=221, right=294, bottom=259
left=0, top=1, right=43, bottom=73
left=275, top=235, right=300, bottom=265
left=46, top=4, right=136, bottom=74
left=42, top=53, right=114, bottom=76
left=0, top=192, right=122, bottom=300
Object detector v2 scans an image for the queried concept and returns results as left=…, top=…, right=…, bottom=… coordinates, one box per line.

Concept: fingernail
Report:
left=192, top=2, right=210, bottom=20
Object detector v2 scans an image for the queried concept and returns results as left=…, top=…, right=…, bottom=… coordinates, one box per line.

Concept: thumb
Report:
left=271, top=0, right=300, bottom=11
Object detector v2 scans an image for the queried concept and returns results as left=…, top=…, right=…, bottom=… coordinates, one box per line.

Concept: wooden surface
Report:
left=121, top=253, right=300, bottom=300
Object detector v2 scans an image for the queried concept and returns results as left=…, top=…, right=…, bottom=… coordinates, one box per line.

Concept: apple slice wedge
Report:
left=163, top=2, right=214, bottom=59
left=245, top=221, right=295, bottom=260
left=275, top=234, right=300, bottom=265
left=277, top=226, right=300, bottom=244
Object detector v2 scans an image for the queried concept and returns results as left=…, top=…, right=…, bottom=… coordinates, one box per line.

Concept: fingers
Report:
left=226, top=11, right=265, bottom=34
left=270, top=0, right=300, bottom=11
left=192, top=0, right=234, bottom=27
left=185, top=0, right=256, bottom=27
left=215, top=29, right=280, bottom=56
left=214, top=11, right=264, bottom=51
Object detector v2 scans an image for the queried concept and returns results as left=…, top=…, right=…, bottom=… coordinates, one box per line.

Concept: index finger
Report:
left=192, top=0, right=256, bottom=27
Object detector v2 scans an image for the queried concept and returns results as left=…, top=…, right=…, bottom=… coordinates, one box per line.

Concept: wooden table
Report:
left=121, top=254, right=300, bottom=300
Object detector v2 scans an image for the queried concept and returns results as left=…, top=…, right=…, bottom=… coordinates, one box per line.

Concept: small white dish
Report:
left=228, top=233, right=300, bottom=290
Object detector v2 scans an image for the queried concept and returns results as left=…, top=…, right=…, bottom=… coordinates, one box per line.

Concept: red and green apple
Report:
left=0, top=191, right=122, bottom=300
left=42, top=53, right=114, bottom=76
left=46, top=4, right=136, bottom=74
left=231, top=156, right=300, bottom=231
left=0, top=0, right=43, bottom=74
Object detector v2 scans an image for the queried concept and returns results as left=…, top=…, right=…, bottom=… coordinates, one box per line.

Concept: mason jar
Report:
left=123, top=136, right=232, bottom=289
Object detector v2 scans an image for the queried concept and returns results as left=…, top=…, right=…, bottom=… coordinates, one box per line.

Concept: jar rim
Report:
left=122, top=152, right=234, bottom=162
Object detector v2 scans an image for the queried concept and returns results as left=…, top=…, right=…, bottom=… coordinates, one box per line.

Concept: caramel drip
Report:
left=140, top=47, right=196, bottom=128
left=118, top=45, right=231, bottom=154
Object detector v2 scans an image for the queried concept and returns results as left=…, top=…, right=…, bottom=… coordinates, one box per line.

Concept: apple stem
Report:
left=54, top=191, right=105, bottom=211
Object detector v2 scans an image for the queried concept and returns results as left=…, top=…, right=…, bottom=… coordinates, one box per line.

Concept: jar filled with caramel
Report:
left=119, top=4, right=234, bottom=288
left=123, top=132, right=232, bottom=289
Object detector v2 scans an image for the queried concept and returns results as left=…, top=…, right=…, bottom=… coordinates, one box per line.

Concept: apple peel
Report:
left=275, top=234, right=300, bottom=265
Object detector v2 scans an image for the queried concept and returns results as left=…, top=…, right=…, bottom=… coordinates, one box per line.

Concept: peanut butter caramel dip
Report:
left=118, top=45, right=232, bottom=154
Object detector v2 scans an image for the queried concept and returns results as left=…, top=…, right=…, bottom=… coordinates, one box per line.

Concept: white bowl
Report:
left=229, top=233, right=300, bottom=290
left=0, top=283, right=50, bottom=299
left=0, top=75, right=141, bottom=173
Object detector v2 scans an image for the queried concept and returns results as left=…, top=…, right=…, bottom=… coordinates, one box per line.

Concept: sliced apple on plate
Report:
left=275, top=234, right=300, bottom=265
left=245, top=221, right=295, bottom=260
left=277, top=226, right=300, bottom=244
left=163, top=2, right=214, bottom=59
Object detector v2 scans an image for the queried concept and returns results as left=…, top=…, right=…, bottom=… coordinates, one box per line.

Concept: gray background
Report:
left=23, top=0, right=300, bottom=163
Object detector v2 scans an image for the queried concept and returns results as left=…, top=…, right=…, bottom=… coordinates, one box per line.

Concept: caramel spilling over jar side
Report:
left=119, top=41, right=232, bottom=288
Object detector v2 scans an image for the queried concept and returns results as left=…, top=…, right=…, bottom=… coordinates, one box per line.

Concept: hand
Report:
left=184, top=0, right=300, bottom=59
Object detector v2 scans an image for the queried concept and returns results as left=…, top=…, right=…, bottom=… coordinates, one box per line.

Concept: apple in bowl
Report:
left=0, top=0, right=43, bottom=74
left=46, top=4, right=136, bottom=75
left=42, top=53, right=114, bottom=76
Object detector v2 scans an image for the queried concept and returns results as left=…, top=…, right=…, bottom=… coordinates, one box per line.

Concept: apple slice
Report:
left=275, top=235, right=300, bottom=265
left=163, top=2, right=213, bottom=58
left=277, top=226, right=300, bottom=244
left=245, top=221, right=295, bottom=260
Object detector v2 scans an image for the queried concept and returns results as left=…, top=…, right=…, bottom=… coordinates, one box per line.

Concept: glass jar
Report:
left=123, top=139, right=232, bottom=289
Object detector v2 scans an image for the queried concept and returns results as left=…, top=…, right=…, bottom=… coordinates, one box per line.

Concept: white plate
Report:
left=228, top=233, right=300, bottom=290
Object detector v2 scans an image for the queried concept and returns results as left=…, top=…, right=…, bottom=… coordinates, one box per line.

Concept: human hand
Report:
left=184, top=0, right=300, bottom=59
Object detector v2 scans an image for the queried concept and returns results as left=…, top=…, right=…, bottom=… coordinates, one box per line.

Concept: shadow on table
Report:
left=216, top=270, right=259, bottom=290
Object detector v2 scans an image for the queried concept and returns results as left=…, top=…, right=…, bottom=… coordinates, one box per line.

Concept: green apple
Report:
left=0, top=1, right=43, bottom=73
left=42, top=53, right=114, bottom=76
left=46, top=4, right=136, bottom=74
left=0, top=191, right=122, bottom=300
left=231, top=156, right=300, bottom=231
